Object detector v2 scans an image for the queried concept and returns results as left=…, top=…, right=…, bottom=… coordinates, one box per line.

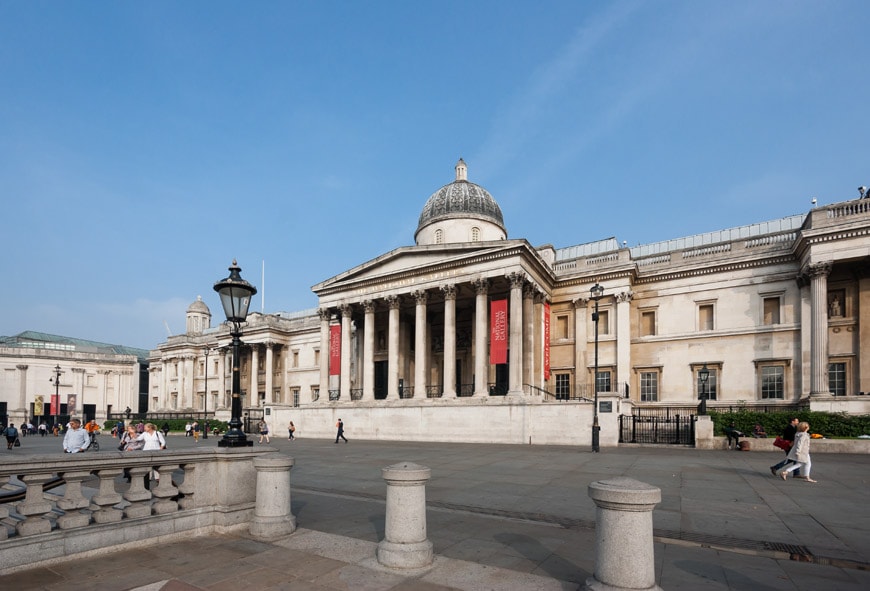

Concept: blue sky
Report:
left=2, top=1, right=868, bottom=350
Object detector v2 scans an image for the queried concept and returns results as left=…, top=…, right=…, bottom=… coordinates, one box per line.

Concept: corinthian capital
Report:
left=805, top=261, right=833, bottom=278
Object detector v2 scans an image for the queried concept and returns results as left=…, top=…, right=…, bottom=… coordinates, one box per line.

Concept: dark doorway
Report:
left=83, top=404, right=96, bottom=423
left=493, top=362, right=508, bottom=395
left=374, top=361, right=388, bottom=400
left=455, top=359, right=462, bottom=396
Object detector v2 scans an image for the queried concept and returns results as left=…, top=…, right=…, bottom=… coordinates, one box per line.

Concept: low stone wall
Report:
left=267, top=394, right=625, bottom=447
left=694, top=417, right=870, bottom=453
left=0, top=447, right=279, bottom=574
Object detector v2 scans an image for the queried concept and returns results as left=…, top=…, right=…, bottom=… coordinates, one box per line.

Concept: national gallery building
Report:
left=148, top=160, right=869, bottom=444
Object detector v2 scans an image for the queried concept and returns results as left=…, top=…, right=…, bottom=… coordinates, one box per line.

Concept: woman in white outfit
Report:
left=780, top=422, right=817, bottom=483
left=134, top=423, right=166, bottom=486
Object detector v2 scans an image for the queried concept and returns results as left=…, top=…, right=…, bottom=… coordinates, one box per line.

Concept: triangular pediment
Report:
left=313, top=240, right=553, bottom=302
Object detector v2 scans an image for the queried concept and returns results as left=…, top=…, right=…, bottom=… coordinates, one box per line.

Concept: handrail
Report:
left=0, top=475, right=65, bottom=503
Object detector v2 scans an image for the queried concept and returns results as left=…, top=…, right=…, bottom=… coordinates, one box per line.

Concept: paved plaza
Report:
left=2, top=432, right=869, bottom=590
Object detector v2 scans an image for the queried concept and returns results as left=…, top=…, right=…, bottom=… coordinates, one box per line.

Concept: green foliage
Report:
left=103, top=418, right=229, bottom=434
left=710, top=409, right=870, bottom=438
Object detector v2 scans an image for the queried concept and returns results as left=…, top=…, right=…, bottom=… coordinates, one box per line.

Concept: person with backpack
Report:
left=5, top=422, right=20, bottom=449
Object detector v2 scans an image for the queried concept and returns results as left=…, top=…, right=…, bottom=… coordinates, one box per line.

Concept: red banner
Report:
left=544, top=301, right=551, bottom=380
left=51, top=394, right=59, bottom=416
left=329, top=324, right=341, bottom=376
left=490, top=299, right=508, bottom=364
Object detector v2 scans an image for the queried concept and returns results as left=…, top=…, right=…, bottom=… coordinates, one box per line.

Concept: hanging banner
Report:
left=34, top=395, right=44, bottom=416
left=544, top=301, right=551, bottom=380
left=67, top=394, right=77, bottom=414
left=51, top=394, right=60, bottom=416
left=490, top=299, right=508, bottom=364
left=329, top=324, right=341, bottom=376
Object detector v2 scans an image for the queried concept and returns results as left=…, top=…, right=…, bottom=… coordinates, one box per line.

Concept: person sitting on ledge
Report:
left=724, top=422, right=744, bottom=450
left=752, top=423, right=767, bottom=438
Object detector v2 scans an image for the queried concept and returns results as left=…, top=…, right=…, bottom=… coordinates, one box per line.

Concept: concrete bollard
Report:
left=377, top=461, right=434, bottom=569
left=250, top=455, right=297, bottom=540
left=586, top=477, right=662, bottom=591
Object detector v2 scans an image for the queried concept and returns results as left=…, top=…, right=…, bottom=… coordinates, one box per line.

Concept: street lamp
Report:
left=590, top=283, right=604, bottom=453
left=213, top=259, right=257, bottom=448
left=698, top=364, right=710, bottom=416
left=49, top=364, right=63, bottom=426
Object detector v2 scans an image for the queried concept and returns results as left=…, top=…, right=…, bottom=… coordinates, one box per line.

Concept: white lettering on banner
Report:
left=493, top=310, right=507, bottom=342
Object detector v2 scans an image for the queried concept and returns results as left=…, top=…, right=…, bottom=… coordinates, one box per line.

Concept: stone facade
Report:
left=148, top=162, right=869, bottom=438
left=0, top=332, right=147, bottom=427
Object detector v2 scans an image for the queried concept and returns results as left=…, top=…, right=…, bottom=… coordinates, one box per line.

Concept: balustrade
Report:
left=0, top=447, right=275, bottom=574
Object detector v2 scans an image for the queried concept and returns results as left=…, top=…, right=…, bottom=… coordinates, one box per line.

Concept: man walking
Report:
left=335, top=418, right=348, bottom=444
left=770, top=417, right=799, bottom=476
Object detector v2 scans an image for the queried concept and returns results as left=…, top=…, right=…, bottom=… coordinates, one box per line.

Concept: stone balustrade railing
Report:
left=0, top=447, right=279, bottom=574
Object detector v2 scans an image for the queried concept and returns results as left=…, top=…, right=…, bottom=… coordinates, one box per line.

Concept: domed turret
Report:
left=415, top=159, right=507, bottom=245
left=186, top=295, right=211, bottom=334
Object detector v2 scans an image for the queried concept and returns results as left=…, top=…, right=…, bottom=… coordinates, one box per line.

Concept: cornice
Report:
left=630, top=255, right=797, bottom=285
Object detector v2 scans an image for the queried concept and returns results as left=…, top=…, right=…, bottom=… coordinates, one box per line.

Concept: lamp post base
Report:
left=218, top=437, right=253, bottom=448
left=592, top=423, right=601, bottom=453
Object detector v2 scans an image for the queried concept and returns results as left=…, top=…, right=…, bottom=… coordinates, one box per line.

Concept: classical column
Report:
left=508, top=272, right=525, bottom=396
left=318, top=308, right=330, bottom=403
left=16, top=364, right=27, bottom=412
left=574, top=298, right=589, bottom=397
left=217, top=350, right=227, bottom=409
left=807, top=262, right=833, bottom=396
left=100, top=370, right=111, bottom=416
left=250, top=345, right=260, bottom=407
left=265, top=342, right=274, bottom=405
left=523, top=283, right=536, bottom=391
left=340, top=304, right=352, bottom=400
left=387, top=295, right=400, bottom=400
left=616, top=291, right=633, bottom=397
left=363, top=300, right=375, bottom=400
left=412, top=290, right=428, bottom=398
left=441, top=285, right=457, bottom=397
left=473, top=278, right=489, bottom=397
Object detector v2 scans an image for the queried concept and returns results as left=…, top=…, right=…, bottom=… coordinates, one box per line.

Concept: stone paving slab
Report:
left=4, top=436, right=870, bottom=589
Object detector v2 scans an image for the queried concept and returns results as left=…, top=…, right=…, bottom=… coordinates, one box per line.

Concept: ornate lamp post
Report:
left=213, top=260, right=257, bottom=448
left=698, top=364, right=710, bottom=416
left=590, top=283, right=604, bottom=452
left=49, top=364, right=63, bottom=426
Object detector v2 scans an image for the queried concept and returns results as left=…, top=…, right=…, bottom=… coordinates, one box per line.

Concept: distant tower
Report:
left=186, top=295, right=211, bottom=335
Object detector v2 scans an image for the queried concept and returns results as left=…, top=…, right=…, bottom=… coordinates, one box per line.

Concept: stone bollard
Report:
left=586, top=477, right=662, bottom=591
left=377, top=461, right=433, bottom=569
left=250, top=455, right=297, bottom=540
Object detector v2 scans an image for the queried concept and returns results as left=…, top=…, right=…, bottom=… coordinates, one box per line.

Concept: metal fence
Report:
left=619, top=413, right=695, bottom=444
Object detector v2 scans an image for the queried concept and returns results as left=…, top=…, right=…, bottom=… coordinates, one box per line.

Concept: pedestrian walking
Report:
left=4, top=423, right=20, bottom=449
left=257, top=420, right=270, bottom=444
left=770, top=417, right=799, bottom=477
left=63, top=419, right=90, bottom=454
left=288, top=421, right=296, bottom=440
left=335, top=418, right=347, bottom=444
left=779, top=422, right=817, bottom=483
left=185, top=421, right=192, bottom=437
left=192, top=421, right=200, bottom=442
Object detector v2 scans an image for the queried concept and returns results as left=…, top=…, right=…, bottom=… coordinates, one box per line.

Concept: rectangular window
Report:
left=556, top=315, right=569, bottom=339
left=314, top=350, right=320, bottom=366
left=697, top=368, right=718, bottom=400
left=829, top=362, right=846, bottom=396
left=595, top=370, right=612, bottom=394
left=640, top=311, right=656, bottom=336
left=699, top=304, right=714, bottom=331
left=763, top=297, right=781, bottom=325
left=292, top=388, right=300, bottom=407
left=640, top=372, right=658, bottom=401
left=555, top=373, right=570, bottom=399
left=292, top=351, right=299, bottom=368
left=598, top=310, right=610, bottom=335
left=760, top=366, right=784, bottom=399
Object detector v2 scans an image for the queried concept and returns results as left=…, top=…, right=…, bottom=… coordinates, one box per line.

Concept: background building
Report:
left=0, top=331, right=149, bottom=428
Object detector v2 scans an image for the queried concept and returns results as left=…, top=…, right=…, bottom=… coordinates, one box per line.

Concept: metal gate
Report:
left=244, top=408, right=264, bottom=434
left=619, top=411, right=695, bottom=444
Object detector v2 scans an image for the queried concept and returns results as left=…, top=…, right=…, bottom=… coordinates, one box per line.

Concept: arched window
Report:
left=435, top=229, right=443, bottom=244
left=471, top=227, right=480, bottom=242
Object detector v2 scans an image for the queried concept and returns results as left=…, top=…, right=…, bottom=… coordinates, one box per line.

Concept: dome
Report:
left=187, top=295, right=210, bottom=314
left=416, top=159, right=506, bottom=241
